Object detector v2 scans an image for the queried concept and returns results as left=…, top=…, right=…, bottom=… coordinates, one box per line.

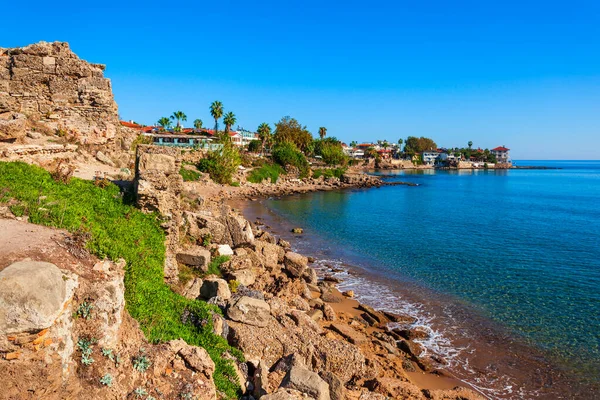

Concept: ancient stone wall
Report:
left=0, top=41, right=119, bottom=144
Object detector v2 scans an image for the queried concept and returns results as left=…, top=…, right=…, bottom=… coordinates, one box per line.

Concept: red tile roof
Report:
left=120, top=121, right=142, bottom=129
left=492, top=146, right=510, bottom=151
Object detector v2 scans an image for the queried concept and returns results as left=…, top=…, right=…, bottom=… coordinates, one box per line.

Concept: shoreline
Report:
left=228, top=193, right=595, bottom=399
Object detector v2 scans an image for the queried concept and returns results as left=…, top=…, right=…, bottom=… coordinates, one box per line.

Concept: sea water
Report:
left=250, top=161, right=600, bottom=399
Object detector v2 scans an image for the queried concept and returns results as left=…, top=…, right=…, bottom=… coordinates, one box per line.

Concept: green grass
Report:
left=0, top=162, right=242, bottom=398
left=247, top=163, right=285, bottom=184
left=312, top=167, right=347, bottom=179
left=206, top=255, right=229, bottom=277
left=179, top=166, right=201, bottom=182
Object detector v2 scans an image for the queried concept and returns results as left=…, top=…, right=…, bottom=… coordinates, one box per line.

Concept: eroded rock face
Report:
left=0, top=260, right=77, bottom=334
left=0, top=42, right=119, bottom=144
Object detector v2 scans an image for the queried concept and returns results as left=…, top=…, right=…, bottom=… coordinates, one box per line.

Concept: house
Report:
left=422, top=151, right=439, bottom=165
left=229, top=129, right=259, bottom=147
left=145, top=132, right=222, bottom=150
left=377, top=149, right=392, bottom=160
left=491, top=146, right=511, bottom=164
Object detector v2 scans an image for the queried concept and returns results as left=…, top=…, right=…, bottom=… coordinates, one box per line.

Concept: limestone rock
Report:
left=217, top=244, right=234, bottom=256
left=176, top=247, right=211, bottom=271
left=0, top=260, right=78, bottom=334
left=0, top=112, right=27, bottom=140
left=229, top=269, right=256, bottom=286
left=329, top=323, right=368, bottom=345
left=367, top=377, right=425, bottom=399
left=255, top=240, right=285, bottom=269
left=200, top=278, right=231, bottom=300
left=280, top=365, right=330, bottom=400
left=320, top=371, right=345, bottom=400
left=182, top=277, right=203, bottom=299
left=262, top=388, right=311, bottom=400
left=322, top=304, right=337, bottom=321
left=284, top=252, right=308, bottom=277
left=227, top=296, right=271, bottom=327
left=302, top=267, right=318, bottom=284
left=95, top=150, right=114, bottom=166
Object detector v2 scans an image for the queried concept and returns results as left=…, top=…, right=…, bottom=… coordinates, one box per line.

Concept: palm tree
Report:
left=257, top=122, right=271, bottom=155
left=318, top=127, right=327, bottom=139
left=350, top=140, right=357, bottom=148
left=157, top=117, right=171, bottom=131
left=398, top=138, right=403, bottom=149
left=223, top=111, right=237, bottom=133
left=468, top=141, right=473, bottom=149
left=382, top=141, right=389, bottom=150
left=170, top=111, right=187, bottom=132
left=210, top=101, right=224, bottom=135
left=193, top=119, right=203, bottom=131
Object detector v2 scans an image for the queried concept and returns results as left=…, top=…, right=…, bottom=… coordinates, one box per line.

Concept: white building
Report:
left=422, top=151, right=440, bottom=165
left=491, top=146, right=511, bottom=164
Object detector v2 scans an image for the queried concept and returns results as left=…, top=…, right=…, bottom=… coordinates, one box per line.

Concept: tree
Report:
left=314, top=137, right=347, bottom=166
left=398, top=138, right=403, bottom=149
left=210, top=101, right=224, bottom=135
left=468, top=141, right=473, bottom=149
left=350, top=141, right=357, bottom=148
left=193, top=119, right=203, bottom=130
left=157, top=117, right=171, bottom=131
left=273, top=116, right=313, bottom=154
left=382, top=141, right=389, bottom=150
left=318, top=127, right=327, bottom=139
left=170, top=111, right=187, bottom=132
left=404, top=136, right=438, bottom=154
left=257, top=122, right=272, bottom=155
left=223, top=111, right=237, bottom=133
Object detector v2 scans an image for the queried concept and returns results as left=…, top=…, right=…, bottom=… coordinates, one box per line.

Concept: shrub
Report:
left=132, top=353, right=151, bottom=372
left=247, top=163, right=285, bottom=184
left=197, top=142, right=241, bottom=184
left=206, top=255, right=229, bottom=277
left=312, top=167, right=346, bottom=179
left=314, top=138, right=348, bottom=166
left=271, top=142, right=309, bottom=178
left=0, top=162, right=242, bottom=399
left=247, top=140, right=261, bottom=153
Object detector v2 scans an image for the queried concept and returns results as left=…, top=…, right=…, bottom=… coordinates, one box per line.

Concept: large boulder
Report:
left=200, top=278, right=231, bottom=300
left=255, top=241, right=285, bottom=269
left=280, top=365, right=330, bottom=400
left=0, top=260, right=78, bottom=334
left=176, top=247, right=211, bottom=271
left=0, top=112, right=27, bottom=141
left=225, top=214, right=255, bottom=247
left=261, top=388, right=310, bottom=400
left=227, top=296, right=271, bottom=327
left=284, top=252, right=308, bottom=277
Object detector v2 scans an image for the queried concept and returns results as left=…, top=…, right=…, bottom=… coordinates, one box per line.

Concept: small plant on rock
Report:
left=132, top=352, right=151, bottom=372
left=201, top=233, right=212, bottom=247
left=228, top=280, right=240, bottom=293
left=77, top=337, right=96, bottom=366
left=133, top=387, right=148, bottom=397
left=76, top=301, right=94, bottom=320
left=100, top=374, right=113, bottom=387
left=101, top=347, right=114, bottom=361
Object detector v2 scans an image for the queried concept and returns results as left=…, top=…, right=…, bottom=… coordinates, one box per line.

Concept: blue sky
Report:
left=3, top=0, right=600, bottom=159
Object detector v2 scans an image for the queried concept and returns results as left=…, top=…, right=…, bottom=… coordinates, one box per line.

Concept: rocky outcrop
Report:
left=134, top=144, right=184, bottom=282
left=0, top=42, right=119, bottom=144
left=281, top=364, right=330, bottom=400
left=0, top=260, right=77, bottom=334
left=227, top=296, right=271, bottom=327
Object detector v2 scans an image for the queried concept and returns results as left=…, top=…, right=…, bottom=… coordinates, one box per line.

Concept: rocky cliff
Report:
left=0, top=41, right=119, bottom=144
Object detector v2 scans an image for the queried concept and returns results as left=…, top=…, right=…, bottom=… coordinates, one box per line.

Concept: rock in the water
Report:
left=291, top=228, right=304, bottom=234
left=278, top=238, right=291, bottom=249
left=217, top=244, right=234, bottom=256
left=200, top=278, right=231, bottom=300
left=342, top=290, right=354, bottom=298
left=280, top=364, right=330, bottom=400
left=227, top=296, right=271, bottom=327
left=176, top=247, right=211, bottom=271
left=0, top=260, right=77, bottom=334
left=284, top=251, right=308, bottom=277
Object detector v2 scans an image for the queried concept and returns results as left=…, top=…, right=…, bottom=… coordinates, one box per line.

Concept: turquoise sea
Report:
left=246, top=160, right=600, bottom=399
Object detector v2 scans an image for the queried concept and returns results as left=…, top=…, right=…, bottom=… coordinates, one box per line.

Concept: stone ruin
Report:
left=0, top=41, right=119, bottom=144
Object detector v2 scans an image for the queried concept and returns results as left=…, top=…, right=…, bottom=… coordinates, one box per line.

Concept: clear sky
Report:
left=3, top=1, right=600, bottom=159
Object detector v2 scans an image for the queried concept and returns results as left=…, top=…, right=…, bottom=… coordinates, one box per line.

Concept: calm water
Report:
left=255, top=160, right=600, bottom=398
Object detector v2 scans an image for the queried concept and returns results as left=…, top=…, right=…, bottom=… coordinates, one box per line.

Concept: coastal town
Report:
left=120, top=118, right=512, bottom=170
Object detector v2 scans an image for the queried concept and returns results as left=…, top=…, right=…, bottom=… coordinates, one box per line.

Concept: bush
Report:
left=271, top=142, right=309, bottom=178
left=312, top=167, right=346, bottom=179
left=313, top=138, right=348, bottom=166
left=247, top=163, right=285, bottom=184
left=247, top=140, right=261, bottom=153
left=197, top=142, right=241, bottom=185
left=0, top=162, right=242, bottom=399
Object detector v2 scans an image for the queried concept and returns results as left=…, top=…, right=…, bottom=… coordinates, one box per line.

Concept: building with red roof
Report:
left=491, top=146, right=511, bottom=164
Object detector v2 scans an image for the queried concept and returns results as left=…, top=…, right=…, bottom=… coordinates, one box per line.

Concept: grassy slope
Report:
left=0, top=162, right=241, bottom=398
